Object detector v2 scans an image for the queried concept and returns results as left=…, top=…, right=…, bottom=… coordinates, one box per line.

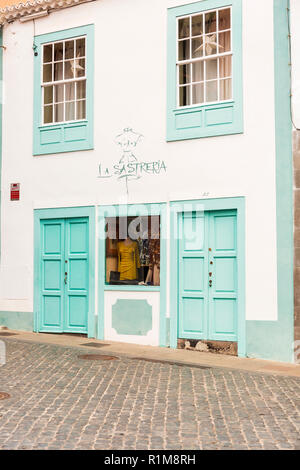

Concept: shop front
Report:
left=97, top=203, right=167, bottom=347
left=33, top=198, right=245, bottom=355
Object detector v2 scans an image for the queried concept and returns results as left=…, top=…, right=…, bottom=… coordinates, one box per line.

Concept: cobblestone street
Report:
left=0, top=338, right=299, bottom=450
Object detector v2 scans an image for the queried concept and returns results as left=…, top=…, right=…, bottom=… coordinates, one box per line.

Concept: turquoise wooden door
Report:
left=39, top=217, right=89, bottom=333
left=178, top=210, right=238, bottom=342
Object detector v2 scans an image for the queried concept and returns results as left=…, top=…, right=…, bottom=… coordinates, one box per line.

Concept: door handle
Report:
left=209, top=279, right=212, bottom=287
left=64, top=272, right=68, bottom=285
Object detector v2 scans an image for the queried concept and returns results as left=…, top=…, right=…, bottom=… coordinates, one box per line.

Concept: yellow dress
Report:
left=117, top=240, right=140, bottom=280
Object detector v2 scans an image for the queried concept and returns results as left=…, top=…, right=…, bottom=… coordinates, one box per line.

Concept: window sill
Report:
left=39, top=119, right=88, bottom=129
left=104, top=285, right=160, bottom=292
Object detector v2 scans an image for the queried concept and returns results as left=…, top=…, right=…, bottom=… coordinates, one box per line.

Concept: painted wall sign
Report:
left=98, top=127, right=167, bottom=194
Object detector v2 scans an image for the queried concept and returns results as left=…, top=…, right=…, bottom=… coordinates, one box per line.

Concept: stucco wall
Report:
left=0, top=0, right=278, bottom=327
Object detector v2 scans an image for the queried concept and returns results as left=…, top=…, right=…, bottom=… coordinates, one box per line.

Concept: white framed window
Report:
left=42, top=36, right=86, bottom=124
left=177, top=7, right=232, bottom=107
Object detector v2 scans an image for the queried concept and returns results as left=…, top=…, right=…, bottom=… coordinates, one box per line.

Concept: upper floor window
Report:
left=33, top=24, right=94, bottom=156
left=167, top=0, right=243, bottom=142
left=177, top=7, right=232, bottom=107
left=42, top=37, right=86, bottom=124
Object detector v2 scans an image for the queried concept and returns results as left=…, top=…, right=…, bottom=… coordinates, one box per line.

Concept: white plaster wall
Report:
left=0, top=0, right=278, bottom=321
left=104, top=291, right=160, bottom=346
left=290, top=0, right=300, bottom=129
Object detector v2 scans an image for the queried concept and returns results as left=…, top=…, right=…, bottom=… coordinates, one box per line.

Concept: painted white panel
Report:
left=104, top=291, right=160, bottom=346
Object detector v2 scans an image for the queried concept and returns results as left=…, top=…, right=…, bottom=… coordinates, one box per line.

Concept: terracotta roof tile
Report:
left=0, top=0, right=25, bottom=7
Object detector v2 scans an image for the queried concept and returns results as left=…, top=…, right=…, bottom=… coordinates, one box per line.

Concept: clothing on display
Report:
left=117, top=239, right=140, bottom=280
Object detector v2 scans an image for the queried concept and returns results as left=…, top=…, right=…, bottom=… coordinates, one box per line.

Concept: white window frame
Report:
left=176, top=6, right=233, bottom=108
left=41, top=35, right=87, bottom=125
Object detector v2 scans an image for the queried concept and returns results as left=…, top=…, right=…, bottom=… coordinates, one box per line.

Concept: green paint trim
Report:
left=166, top=0, right=243, bottom=141
left=34, top=206, right=96, bottom=338
left=112, top=299, right=152, bottom=336
left=0, top=28, right=3, bottom=261
left=33, top=24, right=94, bottom=156
left=105, top=285, right=160, bottom=292
left=0, top=311, right=33, bottom=331
left=98, top=203, right=167, bottom=345
left=169, top=197, right=245, bottom=356
left=246, top=0, right=294, bottom=363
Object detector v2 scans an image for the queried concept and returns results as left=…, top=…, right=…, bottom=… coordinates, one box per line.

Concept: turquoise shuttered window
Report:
left=167, top=0, right=243, bottom=141
left=33, top=24, right=94, bottom=155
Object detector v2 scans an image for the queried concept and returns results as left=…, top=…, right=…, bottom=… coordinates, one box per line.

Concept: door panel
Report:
left=181, top=297, right=205, bottom=335
left=208, top=212, right=237, bottom=341
left=39, top=217, right=89, bottom=334
left=178, top=212, right=208, bottom=339
left=178, top=209, right=238, bottom=342
left=40, top=219, right=64, bottom=332
left=64, top=218, right=89, bottom=333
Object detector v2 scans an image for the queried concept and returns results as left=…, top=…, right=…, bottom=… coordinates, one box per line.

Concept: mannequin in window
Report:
left=117, top=236, right=140, bottom=281
left=145, top=237, right=160, bottom=286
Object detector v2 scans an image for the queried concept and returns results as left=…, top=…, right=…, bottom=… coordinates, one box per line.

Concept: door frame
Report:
left=170, top=197, right=246, bottom=357
left=34, top=206, right=96, bottom=337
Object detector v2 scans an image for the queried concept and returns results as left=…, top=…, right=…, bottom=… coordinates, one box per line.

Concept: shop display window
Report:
left=105, top=216, right=160, bottom=286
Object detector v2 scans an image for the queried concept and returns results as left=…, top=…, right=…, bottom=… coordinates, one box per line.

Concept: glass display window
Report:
left=105, top=216, right=160, bottom=286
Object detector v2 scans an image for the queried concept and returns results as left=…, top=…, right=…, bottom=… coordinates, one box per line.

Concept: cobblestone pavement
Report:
left=0, top=339, right=299, bottom=450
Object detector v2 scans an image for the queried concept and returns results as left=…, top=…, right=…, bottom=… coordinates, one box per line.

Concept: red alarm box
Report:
left=10, top=183, right=20, bottom=201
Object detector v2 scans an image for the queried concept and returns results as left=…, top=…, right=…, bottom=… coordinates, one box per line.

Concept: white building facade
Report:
left=0, top=0, right=295, bottom=362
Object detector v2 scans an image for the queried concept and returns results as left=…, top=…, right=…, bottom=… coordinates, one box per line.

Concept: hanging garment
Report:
left=118, top=240, right=140, bottom=280
left=148, top=238, right=160, bottom=286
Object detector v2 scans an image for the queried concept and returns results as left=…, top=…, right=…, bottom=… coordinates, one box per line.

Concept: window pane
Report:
left=105, top=216, right=160, bottom=286
left=206, top=59, right=218, bottom=80
left=219, top=55, right=232, bottom=78
left=43, top=44, right=52, bottom=63
left=191, top=37, right=203, bottom=58
left=44, top=86, right=53, bottom=105
left=76, top=100, right=86, bottom=120
left=178, top=17, right=190, bottom=39
left=64, top=60, right=74, bottom=79
left=54, top=62, right=63, bottom=81
left=220, top=78, right=232, bottom=100
left=65, top=101, right=75, bottom=121
left=179, top=85, right=190, bottom=106
left=43, top=105, right=53, bottom=124
left=219, top=8, right=231, bottom=31
left=54, top=42, right=64, bottom=61
left=76, top=80, right=86, bottom=100
left=65, top=40, right=74, bottom=60
left=76, top=38, right=85, bottom=57
left=54, top=103, right=64, bottom=122
left=54, top=84, right=64, bottom=103
left=179, top=64, right=190, bottom=85
left=205, top=11, right=216, bottom=33
left=192, top=61, right=204, bottom=82
left=43, top=64, right=52, bottom=83
left=178, top=40, right=190, bottom=61
left=204, top=34, right=217, bottom=56
left=192, top=83, right=204, bottom=104
left=75, top=59, right=85, bottom=78
left=206, top=80, right=218, bottom=102
left=192, top=15, right=203, bottom=36
left=219, top=31, right=231, bottom=53
left=65, top=82, right=75, bottom=101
